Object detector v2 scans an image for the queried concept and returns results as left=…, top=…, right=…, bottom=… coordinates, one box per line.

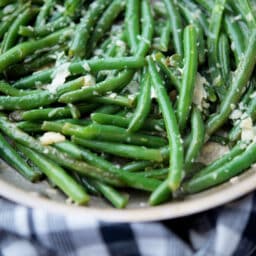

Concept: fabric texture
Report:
left=0, top=194, right=255, bottom=256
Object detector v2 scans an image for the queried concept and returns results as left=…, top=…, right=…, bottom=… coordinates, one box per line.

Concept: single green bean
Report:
left=125, top=0, right=140, bottom=53
left=163, top=0, right=183, bottom=56
left=72, top=137, right=163, bottom=162
left=35, top=0, right=54, bottom=27
left=136, top=0, right=154, bottom=57
left=91, top=180, right=129, bottom=208
left=185, top=108, right=205, bottom=165
left=148, top=57, right=184, bottom=191
left=218, top=33, right=231, bottom=83
left=177, top=25, right=198, bottom=130
left=0, top=133, right=41, bottom=181
left=128, top=71, right=151, bottom=132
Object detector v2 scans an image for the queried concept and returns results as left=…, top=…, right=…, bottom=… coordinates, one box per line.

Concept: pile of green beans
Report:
left=0, top=0, right=256, bottom=208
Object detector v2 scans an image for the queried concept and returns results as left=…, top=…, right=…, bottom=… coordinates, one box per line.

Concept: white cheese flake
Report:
left=192, top=73, right=208, bottom=111
left=47, top=63, right=70, bottom=94
left=82, top=75, right=95, bottom=87
left=39, top=132, right=66, bottom=145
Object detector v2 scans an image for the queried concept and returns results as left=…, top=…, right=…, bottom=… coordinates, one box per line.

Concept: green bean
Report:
left=91, top=113, right=165, bottom=131
left=0, top=28, right=72, bottom=73
left=63, top=123, right=167, bottom=148
left=0, top=76, right=89, bottom=110
left=64, top=0, right=82, bottom=18
left=0, top=116, right=123, bottom=186
left=55, top=141, right=161, bottom=192
left=90, top=0, right=125, bottom=50
left=128, top=71, right=151, bottom=132
left=149, top=180, right=172, bottom=205
left=163, top=0, right=183, bottom=56
left=148, top=57, right=184, bottom=191
left=1, top=6, right=37, bottom=53
left=159, top=21, right=171, bottom=52
left=191, top=142, right=245, bottom=178
left=0, top=0, right=15, bottom=8
left=0, top=4, right=27, bottom=39
left=185, top=108, right=205, bottom=165
left=206, top=29, right=256, bottom=136
left=234, top=0, right=256, bottom=30
left=13, top=57, right=143, bottom=89
left=0, top=81, right=38, bottom=96
left=207, top=0, right=226, bottom=94
left=13, top=104, right=97, bottom=121
left=125, top=0, right=140, bottom=53
left=16, top=121, right=42, bottom=132
left=20, top=17, right=71, bottom=38
left=17, top=144, right=90, bottom=204
left=137, top=168, right=168, bottom=180
left=72, top=137, right=163, bottom=162
left=224, top=16, right=246, bottom=65
left=122, top=161, right=153, bottom=172
left=6, top=51, right=56, bottom=78
left=178, top=2, right=206, bottom=64
left=89, top=94, right=135, bottom=108
left=69, top=0, right=111, bottom=58
left=154, top=52, right=181, bottom=91
left=136, top=0, right=154, bottom=57
left=41, top=121, right=64, bottom=133
left=218, top=33, right=231, bottom=83
left=0, top=91, right=56, bottom=110
left=35, top=0, right=54, bottom=27
left=183, top=142, right=256, bottom=194
left=59, top=70, right=134, bottom=103
left=0, top=133, right=41, bottom=181
left=93, top=105, right=120, bottom=115
left=177, top=25, right=198, bottom=131
left=193, top=0, right=213, bottom=11
left=91, top=180, right=129, bottom=208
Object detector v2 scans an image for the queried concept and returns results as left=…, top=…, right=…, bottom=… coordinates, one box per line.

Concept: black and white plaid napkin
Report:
left=0, top=194, right=255, bottom=256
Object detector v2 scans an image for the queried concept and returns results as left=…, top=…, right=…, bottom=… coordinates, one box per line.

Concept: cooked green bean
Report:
left=148, top=57, right=184, bottom=191
left=69, top=0, right=111, bottom=58
left=17, top=144, right=90, bottom=205
left=0, top=28, right=72, bottom=73
left=55, top=141, right=161, bottom=192
left=72, top=137, right=163, bottom=162
left=35, top=0, right=54, bottom=27
left=63, top=123, right=167, bottom=148
left=206, top=29, right=256, bottom=136
left=163, top=0, right=183, bottom=56
left=0, top=133, right=41, bottom=181
left=185, top=108, right=205, bottom=165
left=128, top=71, right=151, bottom=132
left=59, top=70, right=134, bottom=103
left=125, top=0, right=140, bottom=53
left=183, top=142, right=256, bottom=194
left=177, top=25, right=198, bottom=130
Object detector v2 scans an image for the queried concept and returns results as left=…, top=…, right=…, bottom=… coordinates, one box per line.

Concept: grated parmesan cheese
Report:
left=47, top=63, right=70, bottom=93
left=82, top=75, right=95, bottom=87
left=39, top=132, right=66, bottom=145
left=240, top=117, right=256, bottom=142
left=192, top=73, right=208, bottom=111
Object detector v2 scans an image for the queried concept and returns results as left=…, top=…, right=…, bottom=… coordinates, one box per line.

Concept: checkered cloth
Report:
left=0, top=194, right=255, bottom=256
